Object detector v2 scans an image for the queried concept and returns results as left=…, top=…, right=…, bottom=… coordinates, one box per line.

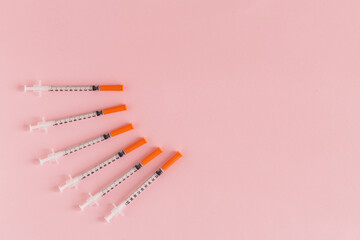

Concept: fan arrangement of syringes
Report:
left=25, top=82, right=182, bottom=222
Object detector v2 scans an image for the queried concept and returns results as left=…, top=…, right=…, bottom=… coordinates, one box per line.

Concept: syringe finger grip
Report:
left=161, top=152, right=182, bottom=171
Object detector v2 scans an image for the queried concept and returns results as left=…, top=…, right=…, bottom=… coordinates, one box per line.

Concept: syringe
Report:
left=105, top=152, right=182, bottom=222
left=58, top=138, right=147, bottom=192
left=29, top=104, right=127, bottom=132
left=39, top=123, right=134, bottom=165
left=79, top=147, right=163, bottom=210
left=24, top=81, right=123, bottom=96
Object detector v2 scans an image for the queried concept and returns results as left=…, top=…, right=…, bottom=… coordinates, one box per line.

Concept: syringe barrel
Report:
left=100, top=164, right=142, bottom=197
left=40, top=134, right=109, bottom=165
left=75, top=137, right=146, bottom=184
left=59, top=150, right=126, bottom=191
left=63, top=134, right=110, bottom=156
left=123, top=171, right=163, bottom=207
left=79, top=150, right=125, bottom=180
left=53, top=111, right=100, bottom=126
left=48, top=86, right=95, bottom=91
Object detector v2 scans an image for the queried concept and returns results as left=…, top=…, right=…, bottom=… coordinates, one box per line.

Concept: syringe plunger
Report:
left=39, top=149, right=65, bottom=165
left=79, top=192, right=102, bottom=210
left=24, top=81, right=50, bottom=96
left=58, top=174, right=81, bottom=192
left=104, top=202, right=126, bottom=222
left=29, top=117, right=54, bottom=132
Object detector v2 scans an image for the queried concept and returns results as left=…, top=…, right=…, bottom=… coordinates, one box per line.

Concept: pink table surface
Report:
left=1, top=1, right=360, bottom=239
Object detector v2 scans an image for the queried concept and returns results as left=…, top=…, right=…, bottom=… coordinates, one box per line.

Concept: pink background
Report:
left=1, top=0, right=360, bottom=239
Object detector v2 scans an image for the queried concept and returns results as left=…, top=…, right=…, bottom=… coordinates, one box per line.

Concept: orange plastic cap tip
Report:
left=99, top=85, right=124, bottom=91
left=103, top=104, right=127, bottom=115
left=124, top=138, right=147, bottom=153
left=161, top=152, right=182, bottom=171
left=141, top=147, right=163, bottom=166
left=110, top=123, right=134, bottom=137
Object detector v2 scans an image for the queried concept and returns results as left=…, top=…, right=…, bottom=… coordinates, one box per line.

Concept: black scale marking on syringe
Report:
left=125, top=170, right=163, bottom=206
left=53, top=111, right=100, bottom=125
left=64, top=134, right=110, bottom=155
left=49, top=86, right=98, bottom=91
left=80, top=150, right=126, bottom=180
left=101, top=164, right=142, bottom=197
